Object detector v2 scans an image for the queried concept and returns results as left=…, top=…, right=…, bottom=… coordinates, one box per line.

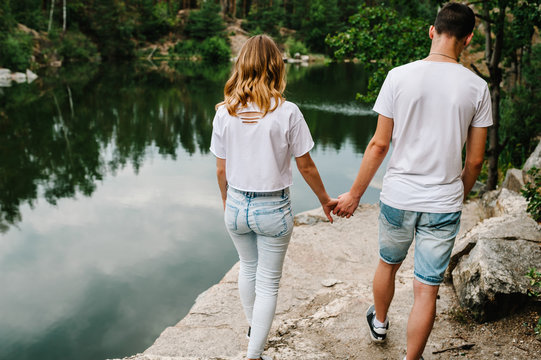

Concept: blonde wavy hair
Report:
left=217, top=35, right=286, bottom=116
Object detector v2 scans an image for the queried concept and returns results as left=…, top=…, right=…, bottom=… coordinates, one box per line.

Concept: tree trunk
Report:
left=48, top=0, right=55, bottom=32
left=484, top=1, right=507, bottom=190
left=62, top=0, right=66, bottom=33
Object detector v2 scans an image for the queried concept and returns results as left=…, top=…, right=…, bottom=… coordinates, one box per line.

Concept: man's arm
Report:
left=461, top=126, right=487, bottom=200
left=216, top=158, right=227, bottom=209
left=334, top=114, right=393, bottom=218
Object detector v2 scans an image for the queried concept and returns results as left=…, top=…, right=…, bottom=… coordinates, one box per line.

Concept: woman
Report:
left=210, top=35, right=336, bottom=360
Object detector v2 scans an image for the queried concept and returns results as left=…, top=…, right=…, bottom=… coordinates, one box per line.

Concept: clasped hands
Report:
left=322, top=191, right=361, bottom=222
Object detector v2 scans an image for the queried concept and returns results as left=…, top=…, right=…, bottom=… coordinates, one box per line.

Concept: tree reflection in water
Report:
left=0, top=61, right=375, bottom=232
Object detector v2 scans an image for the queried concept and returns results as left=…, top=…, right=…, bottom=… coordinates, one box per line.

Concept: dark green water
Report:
left=0, top=61, right=382, bottom=360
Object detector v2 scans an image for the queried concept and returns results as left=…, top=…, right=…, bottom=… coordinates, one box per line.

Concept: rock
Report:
left=523, top=139, right=541, bottom=182
left=448, top=213, right=541, bottom=278
left=300, top=55, right=310, bottom=63
left=501, top=168, right=524, bottom=193
left=11, top=72, right=26, bottom=83
left=17, top=23, right=40, bottom=38
left=294, top=208, right=329, bottom=226
left=321, top=279, right=342, bottom=287
left=452, top=238, right=541, bottom=321
left=26, top=69, right=38, bottom=83
left=294, top=52, right=301, bottom=59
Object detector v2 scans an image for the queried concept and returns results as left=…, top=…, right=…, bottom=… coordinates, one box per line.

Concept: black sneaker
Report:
left=366, top=304, right=388, bottom=342
left=246, top=326, right=251, bottom=339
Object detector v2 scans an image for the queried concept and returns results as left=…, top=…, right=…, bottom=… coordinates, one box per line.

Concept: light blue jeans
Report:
left=379, top=201, right=461, bottom=286
left=224, top=186, right=294, bottom=359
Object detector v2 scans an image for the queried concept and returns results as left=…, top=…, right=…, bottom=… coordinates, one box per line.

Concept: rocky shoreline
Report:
left=115, top=183, right=540, bottom=360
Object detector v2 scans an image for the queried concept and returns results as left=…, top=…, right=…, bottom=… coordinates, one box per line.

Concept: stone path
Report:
left=118, top=201, right=537, bottom=360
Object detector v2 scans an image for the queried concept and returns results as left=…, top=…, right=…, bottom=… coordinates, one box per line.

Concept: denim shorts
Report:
left=378, top=201, right=461, bottom=286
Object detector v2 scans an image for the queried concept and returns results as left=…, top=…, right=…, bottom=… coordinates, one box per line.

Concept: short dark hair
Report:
left=434, top=2, right=475, bottom=39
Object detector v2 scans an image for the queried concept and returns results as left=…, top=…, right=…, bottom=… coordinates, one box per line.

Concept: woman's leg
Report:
left=229, top=230, right=258, bottom=325
left=246, top=232, right=291, bottom=359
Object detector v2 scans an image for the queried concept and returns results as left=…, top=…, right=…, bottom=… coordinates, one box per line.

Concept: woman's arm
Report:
left=295, top=153, right=337, bottom=223
left=216, top=158, right=227, bottom=210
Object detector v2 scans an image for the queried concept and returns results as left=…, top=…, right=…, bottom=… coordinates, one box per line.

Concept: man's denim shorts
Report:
left=378, top=201, right=461, bottom=286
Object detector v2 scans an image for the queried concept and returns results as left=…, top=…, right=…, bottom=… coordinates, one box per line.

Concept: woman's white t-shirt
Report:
left=210, top=100, right=314, bottom=192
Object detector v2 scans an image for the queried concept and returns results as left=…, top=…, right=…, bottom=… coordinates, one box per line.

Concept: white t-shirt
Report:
left=373, top=60, right=493, bottom=213
left=210, top=100, right=314, bottom=192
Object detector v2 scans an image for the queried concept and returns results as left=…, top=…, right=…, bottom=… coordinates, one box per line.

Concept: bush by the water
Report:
left=200, top=36, right=230, bottom=63
left=169, top=37, right=230, bottom=64
left=285, top=37, right=308, bottom=57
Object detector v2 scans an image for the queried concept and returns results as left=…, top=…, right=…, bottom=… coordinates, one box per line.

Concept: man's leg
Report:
left=405, top=279, right=439, bottom=360
left=373, top=259, right=402, bottom=323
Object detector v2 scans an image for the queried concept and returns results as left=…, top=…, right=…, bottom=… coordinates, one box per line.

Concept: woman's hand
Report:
left=222, top=198, right=226, bottom=210
left=321, top=198, right=339, bottom=223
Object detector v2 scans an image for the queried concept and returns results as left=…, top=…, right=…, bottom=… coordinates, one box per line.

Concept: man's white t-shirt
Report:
left=210, top=100, right=314, bottom=192
left=373, top=60, right=493, bottom=213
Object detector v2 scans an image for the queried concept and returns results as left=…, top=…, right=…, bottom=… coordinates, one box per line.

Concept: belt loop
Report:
left=281, top=189, right=285, bottom=198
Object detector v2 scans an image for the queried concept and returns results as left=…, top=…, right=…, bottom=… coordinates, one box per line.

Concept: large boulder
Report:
left=523, top=139, right=541, bottom=182
left=501, top=168, right=525, bottom=193
left=452, top=237, right=541, bottom=321
left=450, top=186, right=541, bottom=321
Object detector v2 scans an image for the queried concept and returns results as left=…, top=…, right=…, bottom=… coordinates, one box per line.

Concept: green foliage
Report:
left=0, top=30, right=33, bottom=71
left=301, top=0, right=340, bottom=53
left=184, top=1, right=225, bottom=41
left=10, top=0, right=47, bottom=31
left=169, top=39, right=199, bottom=59
left=200, top=36, right=231, bottom=64
left=500, top=44, right=541, bottom=170
left=285, top=37, right=308, bottom=57
left=243, top=1, right=284, bottom=36
left=526, top=267, right=541, bottom=297
left=58, top=31, right=99, bottom=62
left=326, top=6, right=430, bottom=102
left=136, top=0, right=173, bottom=42
left=169, top=36, right=231, bottom=64
left=521, top=167, right=541, bottom=222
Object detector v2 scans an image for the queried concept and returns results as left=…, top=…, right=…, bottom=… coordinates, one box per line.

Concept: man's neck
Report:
left=426, top=36, right=462, bottom=63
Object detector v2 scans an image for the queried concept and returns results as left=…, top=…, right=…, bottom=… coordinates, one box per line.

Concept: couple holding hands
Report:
left=210, top=3, right=492, bottom=360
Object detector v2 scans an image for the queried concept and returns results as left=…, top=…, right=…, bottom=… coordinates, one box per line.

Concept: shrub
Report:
left=285, top=37, right=308, bottom=57
left=521, top=167, right=541, bottom=222
left=169, top=39, right=199, bottom=60
left=200, top=36, right=231, bottom=64
left=0, top=30, right=33, bottom=71
left=525, top=268, right=541, bottom=336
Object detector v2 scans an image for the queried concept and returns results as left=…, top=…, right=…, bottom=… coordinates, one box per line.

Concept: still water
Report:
left=0, top=62, right=383, bottom=359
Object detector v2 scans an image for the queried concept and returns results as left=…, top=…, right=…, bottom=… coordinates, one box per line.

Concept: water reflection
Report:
left=0, top=61, right=378, bottom=360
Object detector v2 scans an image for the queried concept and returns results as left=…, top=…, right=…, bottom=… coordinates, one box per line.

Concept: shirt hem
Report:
left=293, top=141, right=315, bottom=158
left=372, top=106, right=393, bottom=119
left=209, top=147, right=226, bottom=159
left=228, top=183, right=293, bottom=193
left=379, top=197, right=463, bottom=213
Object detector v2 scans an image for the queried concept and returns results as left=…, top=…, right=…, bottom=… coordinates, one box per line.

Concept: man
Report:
left=333, top=3, right=492, bottom=360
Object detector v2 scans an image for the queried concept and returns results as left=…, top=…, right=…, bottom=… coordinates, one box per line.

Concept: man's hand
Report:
left=322, top=198, right=339, bottom=223
left=333, top=192, right=361, bottom=218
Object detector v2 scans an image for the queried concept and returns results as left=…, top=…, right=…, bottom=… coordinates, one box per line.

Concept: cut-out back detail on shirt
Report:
left=239, top=111, right=263, bottom=124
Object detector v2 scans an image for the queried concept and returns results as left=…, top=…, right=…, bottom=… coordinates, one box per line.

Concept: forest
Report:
left=0, top=0, right=540, bottom=189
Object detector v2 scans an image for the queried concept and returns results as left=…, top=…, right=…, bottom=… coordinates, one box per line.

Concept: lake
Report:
left=0, top=61, right=384, bottom=360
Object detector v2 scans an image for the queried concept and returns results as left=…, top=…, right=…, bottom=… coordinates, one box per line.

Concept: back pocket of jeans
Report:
left=428, top=211, right=461, bottom=229
left=225, top=203, right=240, bottom=231
left=253, top=206, right=292, bottom=238
left=380, top=202, right=404, bottom=228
